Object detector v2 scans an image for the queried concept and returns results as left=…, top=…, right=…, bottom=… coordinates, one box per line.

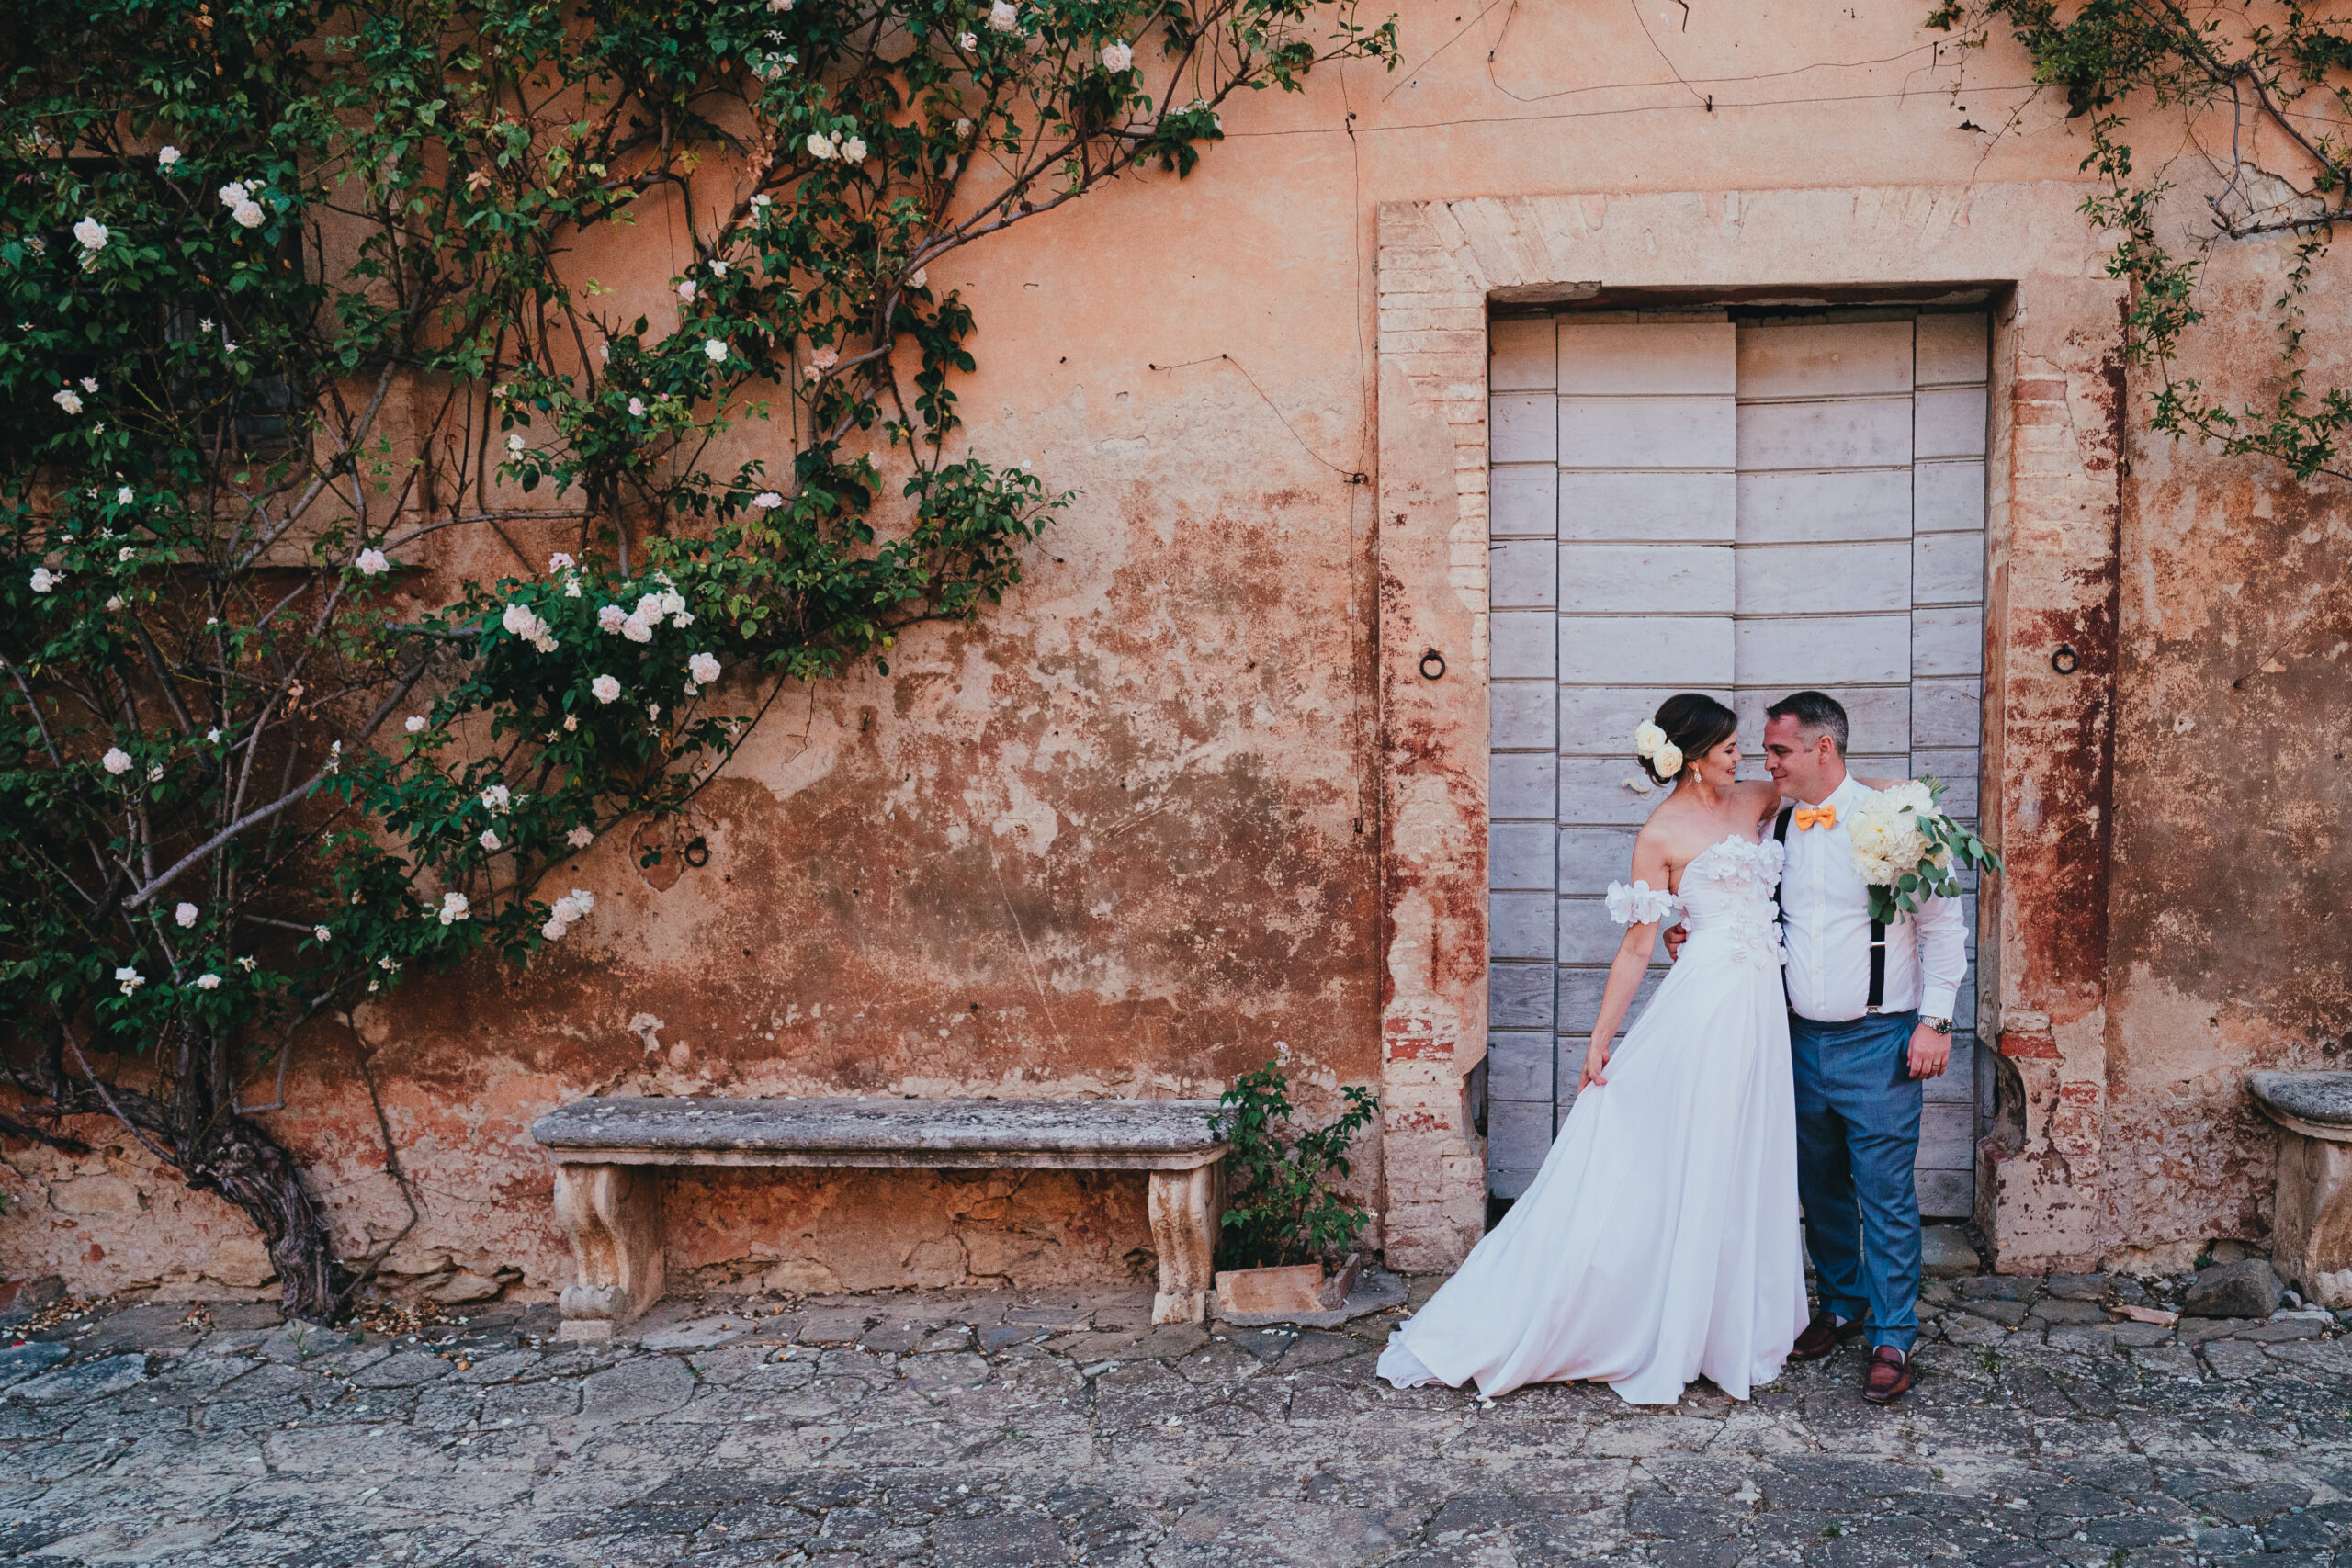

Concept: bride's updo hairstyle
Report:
left=1640, top=693, right=1737, bottom=785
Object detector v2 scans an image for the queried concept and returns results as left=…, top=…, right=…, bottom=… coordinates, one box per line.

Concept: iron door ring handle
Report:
left=2052, top=644, right=2079, bottom=675
left=1419, top=649, right=1446, bottom=681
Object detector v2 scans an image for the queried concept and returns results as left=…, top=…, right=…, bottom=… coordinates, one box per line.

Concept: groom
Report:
left=1758, top=692, right=1966, bottom=1404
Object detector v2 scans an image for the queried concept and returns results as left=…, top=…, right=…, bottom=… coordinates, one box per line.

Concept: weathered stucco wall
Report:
left=5, top=0, right=2344, bottom=1299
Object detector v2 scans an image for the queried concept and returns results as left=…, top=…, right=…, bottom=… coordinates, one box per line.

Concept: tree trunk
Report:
left=187, top=1111, right=350, bottom=1323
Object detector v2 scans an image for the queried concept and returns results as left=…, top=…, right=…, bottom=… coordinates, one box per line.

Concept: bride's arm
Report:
left=1581, top=832, right=1675, bottom=1090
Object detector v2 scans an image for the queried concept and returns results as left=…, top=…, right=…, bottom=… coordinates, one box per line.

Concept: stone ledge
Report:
left=2246, top=1070, right=2352, bottom=1140
left=528, top=1095, right=1228, bottom=1170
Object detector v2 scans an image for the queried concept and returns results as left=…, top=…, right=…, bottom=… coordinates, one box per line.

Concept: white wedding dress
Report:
left=1377, top=836, right=1808, bottom=1405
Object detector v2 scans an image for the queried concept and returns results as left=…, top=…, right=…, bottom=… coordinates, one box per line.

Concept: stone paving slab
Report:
left=0, top=1273, right=2347, bottom=1564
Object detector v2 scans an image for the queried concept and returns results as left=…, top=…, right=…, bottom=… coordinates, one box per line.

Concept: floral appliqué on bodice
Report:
left=1608, top=836, right=1787, bottom=971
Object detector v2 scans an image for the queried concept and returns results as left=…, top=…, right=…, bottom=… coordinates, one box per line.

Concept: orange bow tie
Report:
left=1793, top=805, right=1838, bottom=831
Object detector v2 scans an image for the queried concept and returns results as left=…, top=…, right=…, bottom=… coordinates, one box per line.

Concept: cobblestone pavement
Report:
left=3, top=1270, right=2350, bottom=1567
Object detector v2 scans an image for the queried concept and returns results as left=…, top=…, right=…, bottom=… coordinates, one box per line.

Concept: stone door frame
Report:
left=1372, top=184, right=2128, bottom=1274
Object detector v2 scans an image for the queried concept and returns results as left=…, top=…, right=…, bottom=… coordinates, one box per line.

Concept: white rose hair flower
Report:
left=102, top=746, right=132, bottom=775
left=592, top=674, right=622, bottom=703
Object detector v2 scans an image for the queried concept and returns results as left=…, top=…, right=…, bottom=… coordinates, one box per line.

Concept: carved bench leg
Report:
left=1149, top=1162, right=1221, bottom=1325
left=2272, top=1130, right=2352, bottom=1309
left=552, top=1163, right=666, bottom=1342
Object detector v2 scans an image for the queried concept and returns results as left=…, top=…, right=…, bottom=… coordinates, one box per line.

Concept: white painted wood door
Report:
left=1487, top=310, right=1987, bottom=1213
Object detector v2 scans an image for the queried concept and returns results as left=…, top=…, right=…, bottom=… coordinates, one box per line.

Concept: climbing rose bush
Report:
left=0, top=0, right=1396, bottom=1318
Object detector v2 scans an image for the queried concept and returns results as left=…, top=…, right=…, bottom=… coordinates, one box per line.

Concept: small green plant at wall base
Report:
left=1210, top=1064, right=1377, bottom=1270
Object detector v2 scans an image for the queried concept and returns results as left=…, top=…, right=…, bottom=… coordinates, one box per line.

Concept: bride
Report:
left=1377, top=693, right=1809, bottom=1406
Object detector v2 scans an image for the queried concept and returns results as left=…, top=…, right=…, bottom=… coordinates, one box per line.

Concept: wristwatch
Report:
left=1923, top=1016, right=1953, bottom=1035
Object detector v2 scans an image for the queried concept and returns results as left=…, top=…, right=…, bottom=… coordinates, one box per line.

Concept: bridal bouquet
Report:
left=1846, top=779, right=2003, bottom=923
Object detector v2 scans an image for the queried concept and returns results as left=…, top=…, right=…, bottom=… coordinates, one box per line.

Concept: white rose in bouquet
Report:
left=1845, top=778, right=2000, bottom=923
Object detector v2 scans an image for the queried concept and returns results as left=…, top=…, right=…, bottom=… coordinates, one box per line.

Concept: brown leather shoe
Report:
left=1862, top=1345, right=1913, bottom=1404
left=1790, top=1311, right=1860, bottom=1361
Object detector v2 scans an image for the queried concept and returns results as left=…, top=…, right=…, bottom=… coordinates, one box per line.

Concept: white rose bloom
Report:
left=806, top=132, right=834, bottom=160
left=232, top=200, right=266, bottom=229
left=657, top=591, right=685, bottom=616
left=752, top=491, right=784, bottom=510
left=549, top=552, right=574, bottom=571
left=506, top=432, right=526, bottom=454
left=988, top=0, right=1018, bottom=29
left=957, top=30, right=977, bottom=49
left=842, top=137, right=867, bottom=163
left=105, top=595, right=122, bottom=612
left=175, top=901, right=198, bottom=928
left=592, top=674, right=622, bottom=703
left=356, top=547, right=390, bottom=575
left=217, top=183, right=244, bottom=209
left=52, top=389, right=82, bottom=415
left=564, top=575, right=582, bottom=599
left=689, top=651, right=721, bottom=685
left=647, top=702, right=662, bottom=723
left=158, top=146, right=181, bottom=168
left=313, top=925, right=333, bottom=942
left=563, top=714, right=578, bottom=730
left=628, top=397, right=645, bottom=416
left=768, top=0, right=792, bottom=9
left=406, top=715, right=427, bottom=733
left=502, top=602, right=548, bottom=641
left=116, top=487, right=134, bottom=504
left=73, top=217, right=109, bottom=252
left=481, top=784, right=512, bottom=813
left=115, top=966, right=144, bottom=996
left=80, top=377, right=98, bottom=393
left=1102, top=40, right=1133, bottom=71
left=480, top=829, right=502, bottom=851
left=102, top=747, right=132, bottom=774
left=808, top=344, right=838, bottom=371
left=236, top=955, right=256, bottom=971
left=438, top=890, right=470, bottom=925
left=541, top=917, right=570, bottom=941
left=704, top=339, right=729, bottom=363
left=677, top=279, right=696, bottom=302
left=567, top=825, right=595, bottom=848
left=194, top=973, right=221, bottom=990
left=621, top=613, right=653, bottom=643
left=909, top=267, right=927, bottom=288
left=29, top=568, right=58, bottom=592
left=752, top=193, right=772, bottom=208
left=710, top=261, right=728, bottom=276
left=597, top=604, right=628, bottom=634
left=571, top=889, right=595, bottom=913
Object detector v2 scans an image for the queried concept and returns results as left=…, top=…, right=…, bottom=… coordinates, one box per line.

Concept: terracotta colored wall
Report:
left=5, top=0, right=2343, bottom=1298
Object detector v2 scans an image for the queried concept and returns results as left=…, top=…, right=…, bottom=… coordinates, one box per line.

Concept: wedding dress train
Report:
left=1377, top=836, right=1808, bottom=1405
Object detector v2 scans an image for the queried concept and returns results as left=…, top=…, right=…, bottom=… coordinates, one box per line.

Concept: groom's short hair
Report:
left=1766, top=691, right=1849, bottom=756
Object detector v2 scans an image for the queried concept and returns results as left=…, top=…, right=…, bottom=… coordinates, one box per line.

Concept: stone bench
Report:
left=2245, top=1070, right=2352, bottom=1307
left=528, top=1096, right=1228, bottom=1341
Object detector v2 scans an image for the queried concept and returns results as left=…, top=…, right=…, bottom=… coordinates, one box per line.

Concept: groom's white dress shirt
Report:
left=1780, top=773, right=1968, bottom=1025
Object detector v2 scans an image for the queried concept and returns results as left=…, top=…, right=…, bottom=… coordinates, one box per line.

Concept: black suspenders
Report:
left=1776, top=803, right=1888, bottom=1013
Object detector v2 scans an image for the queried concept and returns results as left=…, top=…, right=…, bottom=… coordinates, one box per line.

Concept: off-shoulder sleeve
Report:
left=1604, top=880, right=1680, bottom=926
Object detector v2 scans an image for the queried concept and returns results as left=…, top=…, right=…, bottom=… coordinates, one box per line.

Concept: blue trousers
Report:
left=1790, top=1010, right=1923, bottom=1353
